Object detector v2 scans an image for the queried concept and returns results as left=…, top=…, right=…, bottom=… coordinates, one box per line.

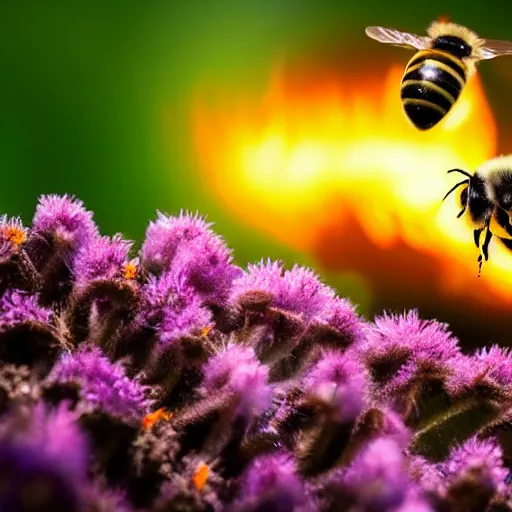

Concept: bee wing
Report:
left=479, top=39, right=512, bottom=60
left=365, top=26, right=429, bottom=50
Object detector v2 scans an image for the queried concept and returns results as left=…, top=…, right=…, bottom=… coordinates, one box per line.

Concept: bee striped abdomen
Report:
left=400, top=49, right=467, bottom=130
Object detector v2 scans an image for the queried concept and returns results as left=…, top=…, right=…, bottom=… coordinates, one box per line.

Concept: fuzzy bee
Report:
left=443, top=155, right=512, bottom=276
left=365, top=19, right=512, bottom=130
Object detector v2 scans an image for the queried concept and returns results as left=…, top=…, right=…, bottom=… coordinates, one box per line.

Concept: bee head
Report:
left=442, top=169, right=472, bottom=218
left=443, top=169, right=493, bottom=225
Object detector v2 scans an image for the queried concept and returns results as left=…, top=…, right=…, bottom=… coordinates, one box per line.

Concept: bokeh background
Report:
left=2, top=1, right=512, bottom=351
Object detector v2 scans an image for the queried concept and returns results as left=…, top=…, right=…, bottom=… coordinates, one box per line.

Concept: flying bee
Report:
left=365, top=19, right=512, bottom=130
left=442, top=155, right=512, bottom=276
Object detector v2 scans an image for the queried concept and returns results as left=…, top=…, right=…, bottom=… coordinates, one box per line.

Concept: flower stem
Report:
left=411, top=395, right=500, bottom=460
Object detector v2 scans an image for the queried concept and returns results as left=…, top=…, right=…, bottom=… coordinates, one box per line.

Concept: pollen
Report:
left=200, top=325, right=213, bottom=337
left=123, top=262, right=137, bottom=280
left=192, top=462, right=209, bottom=491
left=5, top=226, right=26, bottom=247
left=141, top=408, right=173, bottom=430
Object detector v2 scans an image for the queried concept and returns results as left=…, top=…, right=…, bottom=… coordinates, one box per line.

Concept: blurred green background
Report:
left=2, top=1, right=512, bottom=340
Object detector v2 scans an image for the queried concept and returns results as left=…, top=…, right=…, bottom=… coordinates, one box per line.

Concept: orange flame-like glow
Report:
left=191, top=62, right=512, bottom=305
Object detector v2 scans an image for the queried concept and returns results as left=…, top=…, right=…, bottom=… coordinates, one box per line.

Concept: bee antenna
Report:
left=447, top=168, right=473, bottom=179
left=442, top=179, right=469, bottom=202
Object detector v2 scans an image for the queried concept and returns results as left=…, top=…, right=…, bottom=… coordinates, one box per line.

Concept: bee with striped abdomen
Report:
left=443, top=155, right=512, bottom=276
left=365, top=19, right=512, bottom=130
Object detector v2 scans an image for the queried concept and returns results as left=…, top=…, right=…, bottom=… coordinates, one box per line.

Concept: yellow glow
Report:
left=192, top=64, right=512, bottom=305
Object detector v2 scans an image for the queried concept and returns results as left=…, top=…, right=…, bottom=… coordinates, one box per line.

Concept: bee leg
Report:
left=473, top=229, right=482, bottom=248
left=475, top=229, right=484, bottom=276
left=477, top=226, right=493, bottom=278
left=482, top=227, right=493, bottom=261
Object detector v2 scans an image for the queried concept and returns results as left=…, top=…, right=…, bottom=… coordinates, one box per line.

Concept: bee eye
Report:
left=460, top=187, right=468, bottom=206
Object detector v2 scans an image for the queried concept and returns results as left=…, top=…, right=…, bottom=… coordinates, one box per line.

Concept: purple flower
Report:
left=230, top=259, right=335, bottom=321
left=353, top=407, right=412, bottom=450
left=444, top=353, right=472, bottom=392
left=3, top=194, right=512, bottom=512
left=73, top=234, right=134, bottom=289
left=442, top=436, right=508, bottom=496
left=0, top=215, right=27, bottom=259
left=47, top=345, right=152, bottom=422
left=361, top=309, right=460, bottom=363
left=230, top=259, right=282, bottom=302
left=141, top=210, right=241, bottom=304
left=448, top=346, right=512, bottom=398
left=342, top=437, right=410, bottom=511
left=170, top=235, right=242, bottom=304
left=22, top=402, right=89, bottom=479
left=0, top=442, right=81, bottom=511
left=394, top=494, right=434, bottom=512
left=0, top=289, right=52, bottom=331
left=474, top=346, right=512, bottom=390
left=142, top=271, right=212, bottom=344
left=373, top=408, right=411, bottom=447
left=0, top=403, right=88, bottom=512
left=314, top=296, right=365, bottom=344
left=408, top=455, right=442, bottom=492
left=0, top=289, right=59, bottom=369
left=359, top=310, right=460, bottom=389
left=202, top=345, right=271, bottom=417
left=2, top=402, right=86, bottom=473
left=141, top=210, right=215, bottom=272
left=32, top=194, right=98, bottom=252
left=303, top=351, right=367, bottom=422
left=233, top=452, right=307, bottom=511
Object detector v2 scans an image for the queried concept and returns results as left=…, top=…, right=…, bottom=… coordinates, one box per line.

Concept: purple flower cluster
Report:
left=142, top=271, right=212, bottom=345
left=73, top=234, right=134, bottom=290
left=46, top=345, right=152, bottom=423
left=32, top=194, right=98, bottom=253
left=0, top=289, right=52, bottom=330
left=0, top=194, right=510, bottom=511
left=141, top=210, right=241, bottom=304
left=202, top=345, right=271, bottom=417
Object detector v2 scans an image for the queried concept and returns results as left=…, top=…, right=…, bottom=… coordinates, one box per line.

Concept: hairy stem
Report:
left=411, top=395, right=501, bottom=460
